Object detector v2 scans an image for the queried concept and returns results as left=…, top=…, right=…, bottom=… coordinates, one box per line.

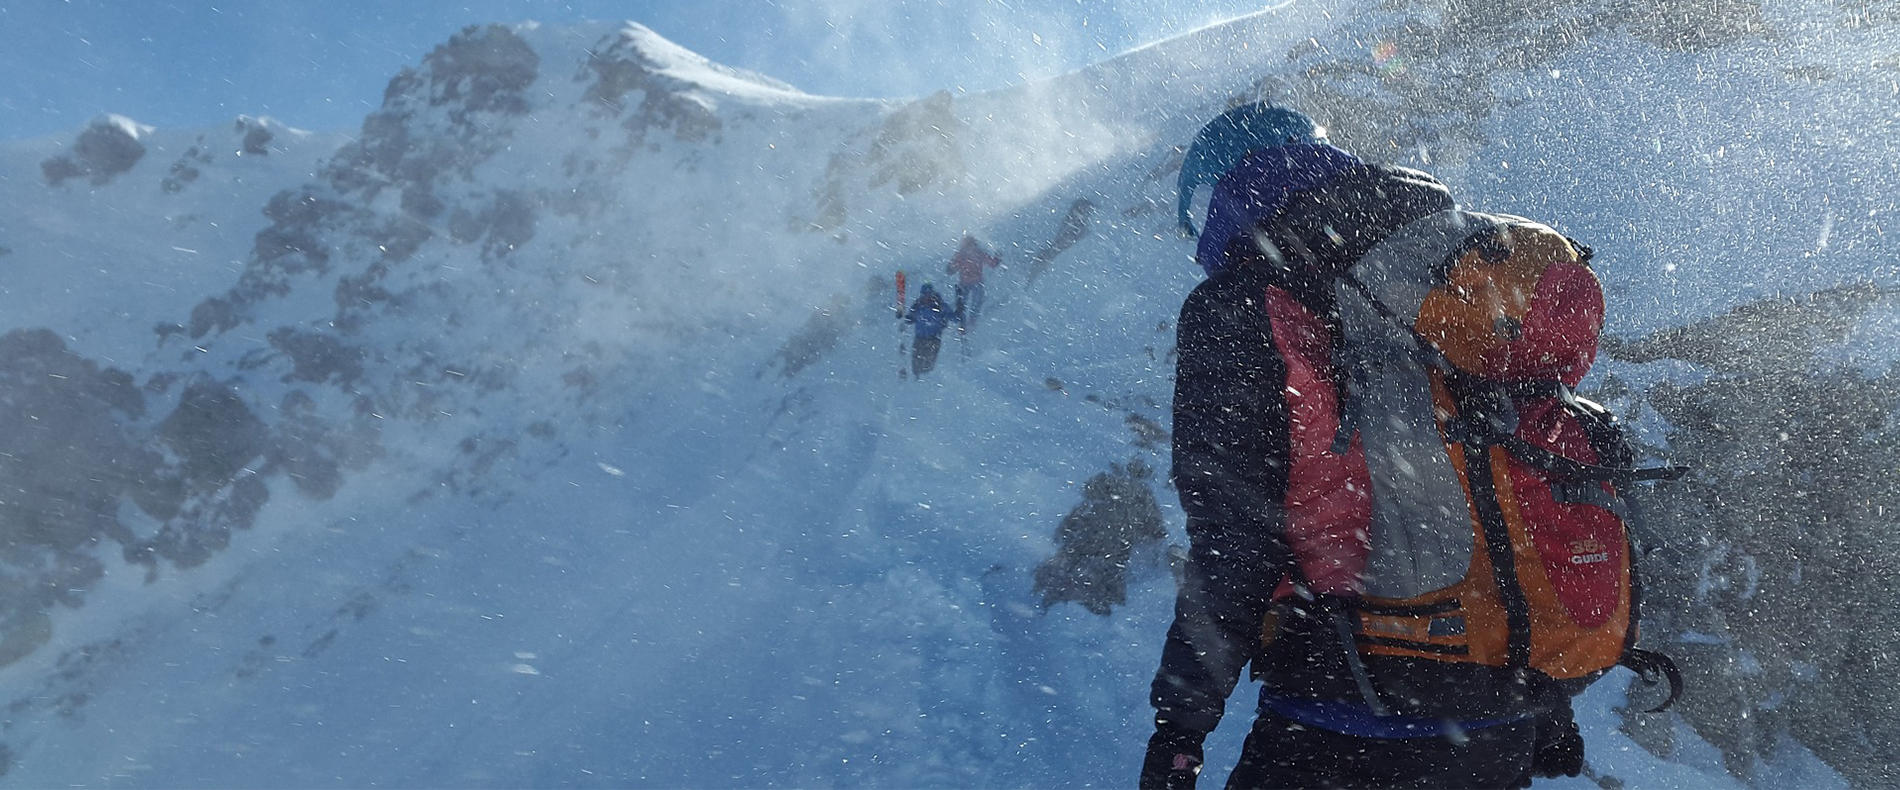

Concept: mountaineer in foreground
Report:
left=1142, top=104, right=1682, bottom=790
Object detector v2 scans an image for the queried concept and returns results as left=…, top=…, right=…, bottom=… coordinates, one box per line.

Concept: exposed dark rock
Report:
left=771, top=295, right=858, bottom=378
left=267, top=390, right=383, bottom=501
left=416, top=25, right=539, bottom=115
left=1033, top=460, right=1167, bottom=616
left=1604, top=283, right=1894, bottom=374
left=236, top=117, right=274, bottom=156
left=264, top=327, right=365, bottom=385
left=445, top=190, right=539, bottom=260
left=869, top=90, right=964, bottom=196
left=39, top=157, right=84, bottom=186
left=372, top=215, right=435, bottom=265
left=177, top=188, right=356, bottom=341
left=122, top=376, right=287, bottom=571
left=185, top=295, right=241, bottom=340
left=581, top=28, right=723, bottom=146
left=1026, top=198, right=1098, bottom=285
left=41, top=117, right=148, bottom=186
left=400, top=187, right=444, bottom=219
left=70, top=118, right=147, bottom=180
left=0, top=330, right=153, bottom=664
left=481, top=190, right=538, bottom=260
left=326, top=25, right=538, bottom=199
left=1258, top=0, right=1771, bottom=166
left=1618, top=285, right=1900, bottom=789
left=811, top=153, right=853, bottom=231
left=160, top=144, right=213, bottom=194
left=157, top=378, right=266, bottom=487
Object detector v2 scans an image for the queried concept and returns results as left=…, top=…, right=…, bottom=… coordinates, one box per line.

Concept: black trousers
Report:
left=1224, top=709, right=1536, bottom=790
left=911, top=335, right=942, bottom=375
left=953, top=282, right=985, bottom=326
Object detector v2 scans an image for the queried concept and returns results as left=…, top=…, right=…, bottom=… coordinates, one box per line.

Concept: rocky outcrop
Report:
left=41, top=115, right=149, bottom=186
left=812, top=91, right=966, bottom=230
left=157, top=118, right=278, bottom=194
left=580, top=26, right=723, bottom=147
left=1033, top=461, right=1166, bottom=616
left=1260, top=0, right=1774, bottom=165
left=869, top=90, right=965, bottom=196
left=1025, top=198, right=1098, bottom=285
left=326, top=24, right=539, bottom=200
left=770, top=294, right=859, bottom=379
left=1613, top=284, right=1900, bottom=789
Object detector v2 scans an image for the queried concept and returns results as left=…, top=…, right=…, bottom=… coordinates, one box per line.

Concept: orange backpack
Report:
left=1257, top=208, right=1684, bottom=718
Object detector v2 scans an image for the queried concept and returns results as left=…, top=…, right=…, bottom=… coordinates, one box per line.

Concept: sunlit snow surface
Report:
left=0, top=3, right=1892, bottom=787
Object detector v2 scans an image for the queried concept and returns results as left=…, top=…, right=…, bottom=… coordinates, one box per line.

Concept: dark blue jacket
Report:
left=906, top=291, right=954, bottom=338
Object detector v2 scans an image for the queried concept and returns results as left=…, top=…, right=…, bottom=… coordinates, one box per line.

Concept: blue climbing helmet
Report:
left=1177, top=104, right=1330, bottom=236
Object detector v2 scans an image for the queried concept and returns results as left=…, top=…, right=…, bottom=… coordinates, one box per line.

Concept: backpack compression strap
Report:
left=1459, top=422, right=1689, bottom=484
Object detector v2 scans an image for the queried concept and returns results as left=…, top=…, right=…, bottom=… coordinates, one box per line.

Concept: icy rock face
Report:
left=40, top=115, right=150, bottom=186
left=183, top=25, right=551, bottom=340
left=580, top=26, right=723, bottom=146
left=0, top=329, right=313, bottom=664
left=328, top=24, right=539, bottom=201
left=160, top=144, right=214, bottom=194
left=869, top=90, right=965, bottom=196
left=811, top=90, right=963, bottom=229
left=0, top=14, right=899, bottom=680
left=1609, top=284, right=1900, bottom=790
left=180, top=188, right=350, bottom=338
left=0, top=30, right=571, bottom=671
left=0, top=324, right=373, bottom=618
left=236, top=116, right=275, bottom=156
left=109, top=18, right=835, bottom=644
left=1269, top=0, right=1773, bottom=165
left=0, top=330, right=148, bottom=586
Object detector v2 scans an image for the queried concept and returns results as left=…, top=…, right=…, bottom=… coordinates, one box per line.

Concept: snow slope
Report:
left=0, top=3, right=1892, bottom=787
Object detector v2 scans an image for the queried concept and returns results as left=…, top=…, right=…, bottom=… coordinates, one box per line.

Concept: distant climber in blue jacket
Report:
left=904, top=283, right=958, bottom=377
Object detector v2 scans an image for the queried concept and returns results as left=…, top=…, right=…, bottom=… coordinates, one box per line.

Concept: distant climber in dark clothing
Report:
left=904, top=283, right=957, bottom=376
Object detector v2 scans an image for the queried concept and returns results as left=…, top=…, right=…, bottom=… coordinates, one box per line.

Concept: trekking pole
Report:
left=957, top=310, right=970, bottom=360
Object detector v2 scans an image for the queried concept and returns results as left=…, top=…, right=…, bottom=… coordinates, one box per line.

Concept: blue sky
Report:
left=0, top=0, right=1272, bottom=141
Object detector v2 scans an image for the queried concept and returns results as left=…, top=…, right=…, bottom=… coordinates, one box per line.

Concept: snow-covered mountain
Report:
left=0, top=3, right=1893, bottom=787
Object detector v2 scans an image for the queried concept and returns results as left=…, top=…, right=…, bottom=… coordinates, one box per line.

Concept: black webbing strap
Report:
left=1463, top=438, right=1534, bottom=670
left=1460, top=376, right=1689, bottom=484
left=1493, top=432, right=1689, bottom=484
left=1329, top=609, right=1394, bottom=716
left=1621, top=648, right=1684, bottom=713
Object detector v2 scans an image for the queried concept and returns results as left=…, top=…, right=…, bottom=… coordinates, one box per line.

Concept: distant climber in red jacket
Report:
left=945, top=234, right=1000, bottom=328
